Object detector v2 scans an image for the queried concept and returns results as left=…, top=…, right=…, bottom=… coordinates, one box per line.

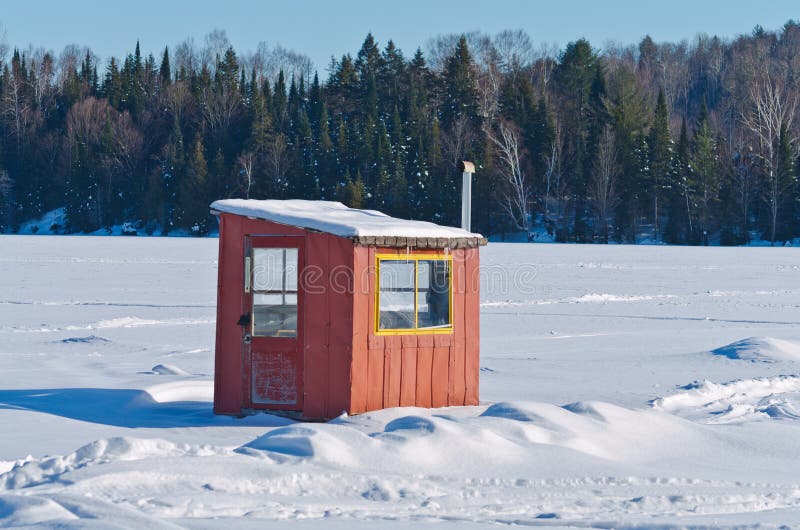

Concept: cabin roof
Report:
left=210, top=199, right=487, bottom=248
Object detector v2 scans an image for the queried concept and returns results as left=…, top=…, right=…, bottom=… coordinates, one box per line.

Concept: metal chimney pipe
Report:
left=461, top=161, right=475, bottom=232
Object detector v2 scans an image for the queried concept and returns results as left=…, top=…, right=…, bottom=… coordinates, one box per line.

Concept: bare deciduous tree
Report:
left=65, top=96, right=106, bottom=147
left=529, top=43, right=558, bottom=93
left=2, top=72, right=31, bottom=154
left=425, top=32, right=486, bottom=72
left=731, top=142, right=756, bottom=239
left=266, top=133, right=289, bottom=193
left=741, top=76, right=799, bottom=243
left=164, top=81, right=190, bottom=124
left=201, top=85, right=241, bottom=144
left=494, top=29, right=533, bottom=72
left=237, top=151, right=254, bottom=199
left=589, top=125, right=622, bottom=243
left=440, top=114, right=474, bottom=171
left=174, top=38, right=198, bottom=77
left=201, top=29, right=231, bottom=70
left=485, top=121, right=532, bottom=236
left=542, top=120, right=563, bottom=228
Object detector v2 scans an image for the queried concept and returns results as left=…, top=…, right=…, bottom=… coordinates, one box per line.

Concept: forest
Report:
left=0, top=23, right=799, bottom=244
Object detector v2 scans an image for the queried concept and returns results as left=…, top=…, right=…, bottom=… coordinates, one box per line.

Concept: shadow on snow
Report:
left=0, top=388, right=292, bottom=428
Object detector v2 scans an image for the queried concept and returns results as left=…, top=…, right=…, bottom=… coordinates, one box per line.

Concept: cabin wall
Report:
left=302, top=231, right=355, bottom=419
left=213, top=213, right=242, bottom=414
left=213, top=214, right=306, bottom=415
left=348, top=246, right=479, bottom=414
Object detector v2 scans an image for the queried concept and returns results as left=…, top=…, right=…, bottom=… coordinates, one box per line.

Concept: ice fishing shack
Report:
left=210, top=199, right=487, bottom=420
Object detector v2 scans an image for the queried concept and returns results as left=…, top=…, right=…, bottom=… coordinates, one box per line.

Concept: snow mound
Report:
left=711, top=337, right=800, bottom=362
left=149, top=364, right=191, bottom=376
left=480, top=401, right=695, bottom=461
left=0, top=494, right=78, bottom=526
left=237, top=424, right=367, bottom=466
left=140, top=380, right=213, bottom=403
left=0, top=493, right=185, bottom=528
left=652, top=375, right=800, bottom=423
left=235, top=402, right=702, bottom=474
left=0, top=437, right=219, bottom=489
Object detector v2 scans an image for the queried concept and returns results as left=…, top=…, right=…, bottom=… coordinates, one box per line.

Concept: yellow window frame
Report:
left=375, top=253, right=454, bottom=335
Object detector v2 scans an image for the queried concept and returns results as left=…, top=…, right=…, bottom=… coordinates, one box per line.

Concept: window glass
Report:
left=252, top=248, right=298, bottom=337
left=378, top=261, right=416, bottom=330
left=417, top=260, right=451, bottom=328
left=378, top=257, right=451, bottom=332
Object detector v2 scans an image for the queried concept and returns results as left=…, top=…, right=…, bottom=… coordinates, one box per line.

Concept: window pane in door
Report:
left=252, top=247, right=298, bottom=337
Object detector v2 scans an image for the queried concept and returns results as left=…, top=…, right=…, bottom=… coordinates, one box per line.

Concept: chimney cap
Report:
left=461, top=161, right=475, bottom=173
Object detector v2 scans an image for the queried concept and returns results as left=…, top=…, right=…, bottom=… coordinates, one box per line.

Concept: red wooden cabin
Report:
left=210, top=199, right=486, bottom=420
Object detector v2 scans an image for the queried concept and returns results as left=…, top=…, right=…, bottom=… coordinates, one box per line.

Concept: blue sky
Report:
left=2, top=0, right=798, bottom=73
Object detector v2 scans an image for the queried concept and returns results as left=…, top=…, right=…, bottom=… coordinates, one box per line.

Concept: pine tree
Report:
left=442, top=35, right=478, bottom=128
left=218, top=47, right=239, bottom=90
left=160, top=47, right=171, bottom=85
left=355, top=33, right=383, bottom=89
left=388, top=152, right=408, bottom=217
left=103, top=58, right=123, bottom=108
left=647, top=89, right=672, bottom=239
left=343, top=169, right=365, bottom=208
left=555, top=39, right=602, bottom=240
left=65, top=140, right=99, bottom=233
left=690, top=103, right=719, bottom=245
left=273, top=70, right=288, bottom=132
left=664, top=118, right=692, bottom=244
left=606, top=65, right=648, bottom=242
left=774, top=122, right=796, bottom=243
left=0, top=170, right=12, bottom=232
left=179, top=134, right=208, bottom=233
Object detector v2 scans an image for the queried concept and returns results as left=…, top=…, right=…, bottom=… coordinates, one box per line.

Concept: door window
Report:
left=251, top=248, right=298, bottom=337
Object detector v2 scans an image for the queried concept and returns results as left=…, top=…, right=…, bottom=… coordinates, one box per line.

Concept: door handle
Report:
left=237, top=313, right=251, bottom=326
left=243, top=334, right=252, bottom=344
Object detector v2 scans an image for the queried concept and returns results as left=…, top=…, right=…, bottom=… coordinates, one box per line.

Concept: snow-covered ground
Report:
left=1, top=236, right=799, bottom=528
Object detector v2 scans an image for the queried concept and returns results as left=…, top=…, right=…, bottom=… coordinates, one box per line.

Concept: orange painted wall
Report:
left=347, top=246, right=480, bottom=415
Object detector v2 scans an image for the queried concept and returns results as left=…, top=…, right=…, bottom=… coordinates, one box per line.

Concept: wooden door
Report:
left=243, top=235, right=303, bottom=410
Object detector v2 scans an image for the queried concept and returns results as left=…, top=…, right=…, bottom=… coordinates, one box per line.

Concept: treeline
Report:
left=0, top=24, right=799, bottom=243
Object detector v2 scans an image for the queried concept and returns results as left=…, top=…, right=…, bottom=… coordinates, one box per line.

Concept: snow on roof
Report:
left=210, top=199, right=486, bottom=248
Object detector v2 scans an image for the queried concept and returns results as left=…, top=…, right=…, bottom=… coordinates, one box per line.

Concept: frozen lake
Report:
left=1, top=235, right=799, bottom=528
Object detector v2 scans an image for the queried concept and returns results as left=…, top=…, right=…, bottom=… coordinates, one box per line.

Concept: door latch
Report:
left=243, top=334, right=252, bottom=344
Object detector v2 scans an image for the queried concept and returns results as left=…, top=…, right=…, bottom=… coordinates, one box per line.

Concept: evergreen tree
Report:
left=647, top=89, right=672, bottom=239
left=441, top=35, right=478, bottom=128
left=103, top=58, right=123, bottom=108
left=218, top=47, right=239, bottom=90
left=65, top=140, right=99, bottom=232
left=178, top=134, right=208, bottom=233
left=0, top=170, right=12, bottom=232
left=159, top=47, right=171, bottom=85
left=774, top=122, right=797, bottom=242
left=690, top=103, right=719, bottom=245
left=664, top=118, right=693, bottom=244
left=606, top=65, right=648, bottom=241
left=554, top=39, right=602, bottom=240
left=273, top=70, right=288, bottom=132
